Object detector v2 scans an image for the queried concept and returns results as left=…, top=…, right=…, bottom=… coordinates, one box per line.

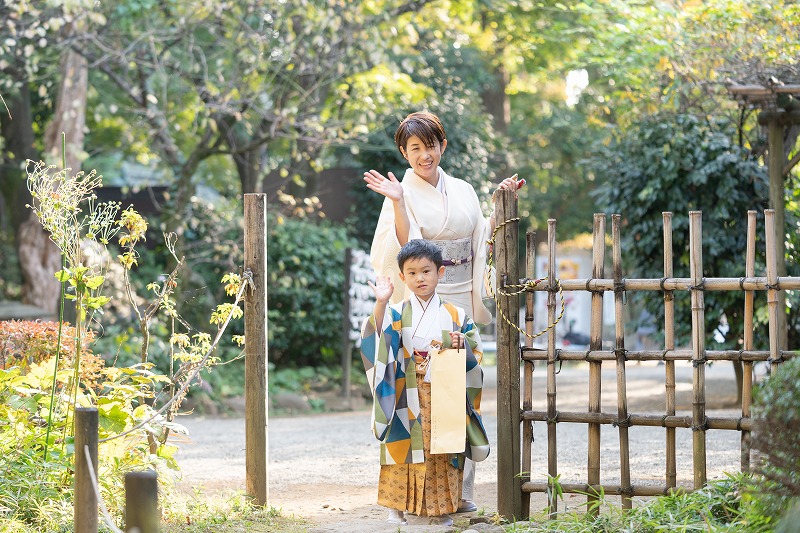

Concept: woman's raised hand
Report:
left=368, top=275, right=394, bottom=304
left=364, top=169, right=404, bottom=203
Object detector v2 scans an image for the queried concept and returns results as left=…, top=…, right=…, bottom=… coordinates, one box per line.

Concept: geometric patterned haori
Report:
left=361, top=298, right=490, bottom=467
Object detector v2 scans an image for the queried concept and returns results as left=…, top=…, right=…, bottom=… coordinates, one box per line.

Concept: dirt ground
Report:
left=172, top=360, right=754, bottom=532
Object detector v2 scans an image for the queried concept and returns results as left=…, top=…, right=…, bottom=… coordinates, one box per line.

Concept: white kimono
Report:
left=370, top=167, right=492, bottom=325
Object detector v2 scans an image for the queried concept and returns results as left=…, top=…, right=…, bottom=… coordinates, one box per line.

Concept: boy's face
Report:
left=398, top=256, right=444, bottom=301
left=400, top=135, right=447, bottom=183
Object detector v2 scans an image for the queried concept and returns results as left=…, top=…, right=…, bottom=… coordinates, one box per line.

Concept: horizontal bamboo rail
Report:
left=522, top=276, right=800, bottom=292
left=522, top=482, right=687, bottom=497
left=520, top=348, right=800, bottom=362
left=521, top=410, right=756, bottom=431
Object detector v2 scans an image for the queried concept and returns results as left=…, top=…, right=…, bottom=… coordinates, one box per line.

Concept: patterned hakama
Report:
left=377, top=363, right=461, bottom=517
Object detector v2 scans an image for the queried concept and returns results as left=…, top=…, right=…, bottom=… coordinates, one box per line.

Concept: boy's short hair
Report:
left=397, top=239, right=443, bottom=271
left=394, top=112, right=446, bottom=154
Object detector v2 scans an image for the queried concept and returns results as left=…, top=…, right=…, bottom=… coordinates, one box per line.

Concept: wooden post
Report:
left=244, top=193, right=269, bottom=506
left=521, top=230, right=536, bottom=518
left=765, top=210, right=780, bottom=375
left=612, top=215, right=632, bottom=509
left=125, top=470, right=159, bottom=533
left=741, top=211, right=756, bottom=471
left=545, top=218, right=558, bottom=518
left=341, top=248, right=353, bottom=401
left=662, top=212, right=677, bottom=488
left=495, top=189, right=522, bottom=520
left=74, top=407, right=98, bottom=533
left=689, top=211, right=707, bottom=489
left=766, top=118, right=787, bottom=352
left=587, top=213, right=605, bottom=514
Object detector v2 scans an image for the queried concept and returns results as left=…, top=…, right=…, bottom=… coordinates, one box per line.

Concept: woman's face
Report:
left=401, top=135, right=447, bottom=184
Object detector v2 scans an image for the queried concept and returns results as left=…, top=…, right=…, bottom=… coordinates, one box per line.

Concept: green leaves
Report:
left=590, top=113, right=769, bottom=348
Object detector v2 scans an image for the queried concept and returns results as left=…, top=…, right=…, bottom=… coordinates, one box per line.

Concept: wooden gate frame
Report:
left=493, top=190, right=800, bottom=520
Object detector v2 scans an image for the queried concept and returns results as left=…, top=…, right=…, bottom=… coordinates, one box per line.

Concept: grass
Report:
left=160, top=490, right=309, bottom=533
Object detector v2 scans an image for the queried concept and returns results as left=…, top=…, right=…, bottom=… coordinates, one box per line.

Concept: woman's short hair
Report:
left=394, top=112, right=446, bottom=154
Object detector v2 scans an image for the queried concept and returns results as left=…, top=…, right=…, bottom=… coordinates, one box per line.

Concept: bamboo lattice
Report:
left=507, top=209, right=798, bottom=516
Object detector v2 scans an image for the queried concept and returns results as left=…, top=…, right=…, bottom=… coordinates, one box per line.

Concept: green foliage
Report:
left=0, top=356, right=178, bottom=532
left=509, top=92, right=605, bottom=241
left=752, top=357, right=800, bottom=500
left=513, top=473, right=776, bottom=532
left=267, top=213, right=356, bottom=366
left=589, top=113, right=769, bottom=347
left=1, top=155, right=247, bottom=532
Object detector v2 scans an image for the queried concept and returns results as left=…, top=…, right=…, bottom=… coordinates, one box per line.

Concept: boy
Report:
left=361, top=239, right=490, bottom=526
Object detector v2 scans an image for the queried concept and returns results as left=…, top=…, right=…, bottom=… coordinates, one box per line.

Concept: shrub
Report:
left=0, top=320, right=104, bottom=389
left=752, top=357, right=800, bottom=499
left=267, top=213, right=356, bottom=366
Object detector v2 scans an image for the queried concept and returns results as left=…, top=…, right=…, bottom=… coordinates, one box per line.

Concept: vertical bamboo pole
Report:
left=125, top=470, right=159, bottom=533
left=587, top=214, right=605, bottom=514
left=546, top=218, right=558, bottom=518
left=74, top=407, right=98, bottom=533
left=612, top=215, right=632, bottom=509
left=765, top=210, right=780, bottom=375
left=496, top=189, right=522, bottom=520
left=741, top=211, right=756, bottom=471
left=662, top=213, right=677, bottom=488
left=522, top=230, right=536, bottom=518
left=244, top=193, right=269, bottom=506
left=341, top=248, right=353, bottom=401
left=689, top=211, right=707, bottom=489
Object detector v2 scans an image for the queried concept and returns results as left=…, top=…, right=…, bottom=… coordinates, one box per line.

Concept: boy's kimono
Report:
left=369, top=167, right=492, bottom=324
left=360, top=296, right=490, bottom=467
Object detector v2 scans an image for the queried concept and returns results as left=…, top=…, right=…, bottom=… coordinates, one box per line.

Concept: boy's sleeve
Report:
left=461, top=313, right=483, bottom=364
left=462, top=314, right=490, bottom=462
left=360, top=306, right=401, bottom=441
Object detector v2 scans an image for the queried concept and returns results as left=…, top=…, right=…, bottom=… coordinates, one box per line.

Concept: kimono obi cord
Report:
left=430, top=237, right=472, bottom=285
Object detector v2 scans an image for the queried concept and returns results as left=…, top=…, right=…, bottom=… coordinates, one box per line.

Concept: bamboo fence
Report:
left=498, top=207, right=800, bottom=518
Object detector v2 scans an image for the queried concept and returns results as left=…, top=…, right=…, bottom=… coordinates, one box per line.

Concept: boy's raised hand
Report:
left=368, top=275, right=394, bottom=303
left=364, top=170, right=403, bottom=203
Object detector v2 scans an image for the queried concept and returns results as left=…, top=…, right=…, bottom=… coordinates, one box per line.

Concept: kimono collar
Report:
left=403, top=167, right=449, bottom=193
left=409, top=292, right=441, bottom=320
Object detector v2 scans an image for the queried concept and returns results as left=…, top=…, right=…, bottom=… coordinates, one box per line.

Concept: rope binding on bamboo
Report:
left=485, top=216, right=566, bottom=340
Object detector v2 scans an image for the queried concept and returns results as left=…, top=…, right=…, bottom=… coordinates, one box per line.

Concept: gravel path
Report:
left=173, top=360, right=750, bottom=531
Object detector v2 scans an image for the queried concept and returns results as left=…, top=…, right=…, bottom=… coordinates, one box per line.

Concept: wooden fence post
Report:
left=689, top=211, right=707, bottom=489
left=244, top=193, right=269, bottom=506
left=495, top=189, right=522, bottom=520
left=125, top=470, right=158, bottom=533
left=341, top=248, right=353, bottom=401
left=74, top=407, right=98, bottom=533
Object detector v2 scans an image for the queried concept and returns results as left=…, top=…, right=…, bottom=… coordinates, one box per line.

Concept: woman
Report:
left=364, top=110, right=522, bottom=512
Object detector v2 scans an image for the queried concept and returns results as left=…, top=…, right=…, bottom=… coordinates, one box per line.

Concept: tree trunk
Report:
left=0, top=86, right=38, bottom=235
left=19, top=26, right=89, bottom=313
left=481, top=64, right=510, bottom=134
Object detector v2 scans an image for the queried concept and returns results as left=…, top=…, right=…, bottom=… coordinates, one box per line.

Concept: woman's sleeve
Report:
left=369, top=192, right=422, bottom=304
left=468, top=185, right=493, bottom=324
